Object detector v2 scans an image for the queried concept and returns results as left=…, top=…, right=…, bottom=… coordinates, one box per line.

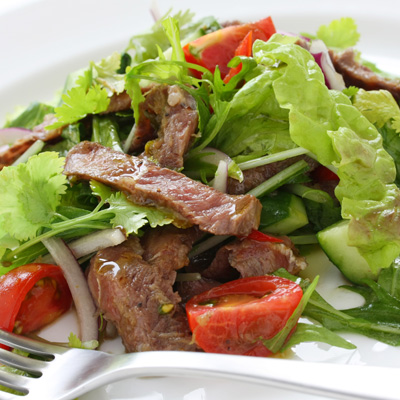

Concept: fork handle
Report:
left=72, top=351, right=398, bottom=400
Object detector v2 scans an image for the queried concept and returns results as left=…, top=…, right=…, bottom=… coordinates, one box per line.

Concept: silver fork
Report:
left=0, top=329, right=399, bottom=400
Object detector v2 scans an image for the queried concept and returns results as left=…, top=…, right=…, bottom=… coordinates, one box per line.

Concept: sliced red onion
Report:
left=310, top=40, right=346, bottom=91
left=277, top=30, right=311, bottom=42
left=212, top=159, right=228, bottom=193
left=149, top=0, right=162, bottom=22
left=41, top=237, right=98, bottom=343
left=0, top=127, right=32, bottom=145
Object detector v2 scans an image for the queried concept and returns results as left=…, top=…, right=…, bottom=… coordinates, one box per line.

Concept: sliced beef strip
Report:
left=141, top=225, right=201, bottom=270
left=176, top=277, right=221, bottom=304
left=64, top=141, right=261, bottom=236
left=202, top=237, right=307, bottom=280
left=227, top=155, right=319, bottom=195
left=128, top=85, right=168, bottom=153
left=128, top=85, right=198, bottom=170
left=0, top=114, right=63, bottom=169
left=88, top=233, right=199, bottom=352
left=330, top=48, right=400, bottom=102
left=103, top=91, right=132, bottom=114
left=145, top=85, right=198, bottom=170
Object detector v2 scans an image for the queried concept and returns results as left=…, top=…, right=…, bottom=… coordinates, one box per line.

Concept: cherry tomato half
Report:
left=183, top=16, right=276, bottom=79
left=186, top=276, right=303, bottom=357
left=0, top=263, right=72, bottom=340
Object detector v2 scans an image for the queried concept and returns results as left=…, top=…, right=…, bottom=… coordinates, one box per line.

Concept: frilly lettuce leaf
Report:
left=352, top=89, right=400, bottom=186
left=352, top=89, right=400, bottom=132
left=252, top=35, right=400, bottom=272
left=91, top=52, right=126, bottom=95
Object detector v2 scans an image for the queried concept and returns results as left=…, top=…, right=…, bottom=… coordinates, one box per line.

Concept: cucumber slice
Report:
left=261, top=193, right=308, bottom=235
left=317, top=220, right=380, bottom=285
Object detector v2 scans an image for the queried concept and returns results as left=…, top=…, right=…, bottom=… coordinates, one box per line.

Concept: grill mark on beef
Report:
left=0, top=114, right=63, bottom=169
left=227, top=155, right=318, bottom=195
left=330, top=49, right=400, bottom=101
left=88, top=233, right=199, bottom=352
left=64, top=141, right=261, bottom=236
left=202, top=237, right=307, bottom=279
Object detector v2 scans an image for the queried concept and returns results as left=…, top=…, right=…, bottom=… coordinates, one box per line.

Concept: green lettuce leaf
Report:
left=4, top=102, right=54, bottom=130
left=125, top=10, right=221, bottom=64
left=91, top=52, right=126, bottom=95
left=252, top=35, right=400, bottom=272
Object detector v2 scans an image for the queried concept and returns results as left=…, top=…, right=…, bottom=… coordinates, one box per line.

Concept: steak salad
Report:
left=2, top=11, right=400, bottom=368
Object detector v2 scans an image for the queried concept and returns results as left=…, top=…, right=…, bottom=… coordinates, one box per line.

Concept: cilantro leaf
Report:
left=48, top=69, right=110, bottom=129
left=90, top=181, right=173, bottom=234
left=316, top=17, right=360, bottom=49
left=68, top=332, right=98, bottom=349
left=0, top=152, right=67, bottom=241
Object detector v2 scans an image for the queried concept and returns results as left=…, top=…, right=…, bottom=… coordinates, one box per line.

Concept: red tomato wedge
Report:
left=0, top=263, right=72, bottom=342
left=186, top=276, right=303, bottom=357
left=183, top=16, right=276, bottom=79
left=311, top=165, right=339, bottom=182
left=223, top=30, right=253, bottom=84
left=245, top=229, right=283, bottom=243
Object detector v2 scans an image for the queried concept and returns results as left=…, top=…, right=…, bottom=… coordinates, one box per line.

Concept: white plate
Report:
left=1, top=0, right=400, bottom=399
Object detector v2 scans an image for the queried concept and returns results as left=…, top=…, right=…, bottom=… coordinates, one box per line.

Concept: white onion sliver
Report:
left=41, top=237, right=98, bottom=343
left=69, top=228, right=126, bottom=259
left=200, top=147, right=232, bottom=167
left=212, top=160, right=228, bottom=193
left=38, top=228, right=127, bottom=264
left=0, top=127, right=32, bottom=145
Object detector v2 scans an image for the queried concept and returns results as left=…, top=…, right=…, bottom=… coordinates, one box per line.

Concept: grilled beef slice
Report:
left=330, top=49, right=400, bottom=101
left=88, top=228, right=199, bottom=352
left=0, top=114, right=63, bottom=169
left=202, top=237, right=307, bottom=280
left=144, top=85, right=198, bottom=170
left=128, top=85, right=198, bottom=170
left=64, top=141, right=261, bottom=236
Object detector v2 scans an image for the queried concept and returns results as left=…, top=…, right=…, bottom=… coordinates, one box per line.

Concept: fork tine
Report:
left=0, top=369, right=31, bottom=396
left=0, top=348, right=47, bottom=376
left=0, top=330, right=66, bottom=357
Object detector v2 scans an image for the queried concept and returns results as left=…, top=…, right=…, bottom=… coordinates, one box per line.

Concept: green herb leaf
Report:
left=283, top=322, right=356, bottom=350
left=0, top=152, right=67, bottom=241
left=48, top=70, right=110, bottom=129
left=68, top=332, right=98, bottom=350
left=316, top=17, right=360, bottom=49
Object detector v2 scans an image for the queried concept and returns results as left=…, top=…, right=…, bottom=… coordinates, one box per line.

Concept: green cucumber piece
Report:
left=317, top=220, right=380, bottom=285
left=260, top=193, right=308, bottom=235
